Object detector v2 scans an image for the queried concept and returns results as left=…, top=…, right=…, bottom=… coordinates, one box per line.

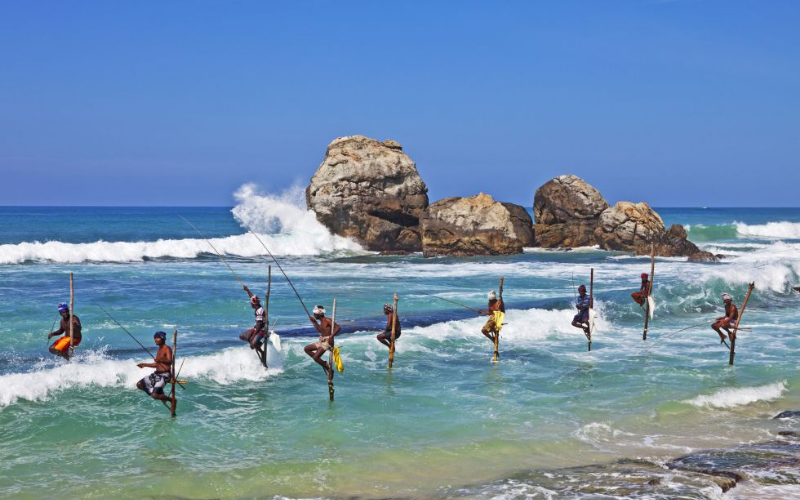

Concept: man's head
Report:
left=250, top=295, right=261, bottom=308
left=57, top=302, right=69, bottom=317
left=154, top=331, right=167, bottom=345
left=722, top=293, right=732, bottom=303
left=578, top=285, right=587, bottom=295
left=641, top=273, right=649, bottom=280
left=488, top=290, right=497, bottom=301
left=313, top=305, right=326, bottom=319
left=383, top=303, right=393, bottom=315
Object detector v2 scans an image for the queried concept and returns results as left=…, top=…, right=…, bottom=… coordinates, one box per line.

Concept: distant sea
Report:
left=1, top=187, right=799, bottom=499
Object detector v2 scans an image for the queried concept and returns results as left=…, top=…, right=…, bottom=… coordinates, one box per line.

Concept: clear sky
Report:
left=1, top=1, right=798, bottom=207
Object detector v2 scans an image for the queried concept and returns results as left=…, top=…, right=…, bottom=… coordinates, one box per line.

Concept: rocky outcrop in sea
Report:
left=533, top=174, right=716, bottom=260
left=420, top=193, right=533, bottom=257
left=305, top=135, right=429, bottom=252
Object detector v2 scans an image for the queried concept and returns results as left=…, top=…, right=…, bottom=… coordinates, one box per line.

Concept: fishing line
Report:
left=417, top=291, right=484, bottom=314
left=96, top=305, right=156, bottom=359
left=234, top=217, right=313, bottom=319
left=179, top=215, right=246, bottom=288
left=641, top=320, right=716, bottom=355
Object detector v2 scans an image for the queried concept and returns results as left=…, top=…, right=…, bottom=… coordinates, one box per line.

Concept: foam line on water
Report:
left=684, top=381, right=787, bottom=409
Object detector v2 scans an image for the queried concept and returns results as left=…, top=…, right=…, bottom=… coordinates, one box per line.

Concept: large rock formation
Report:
left=594, top=201, right=665, bottom=251
left=306, top=136, right=429, bottom=252
left=420, top=193, right=534, bottom=257
left=532, top=175, right=711, bottom=260
left=533, top=174, right=609, bottom=224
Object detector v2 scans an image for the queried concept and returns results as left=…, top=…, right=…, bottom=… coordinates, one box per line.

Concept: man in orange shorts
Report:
left=47, top=302, right=82, bottom=359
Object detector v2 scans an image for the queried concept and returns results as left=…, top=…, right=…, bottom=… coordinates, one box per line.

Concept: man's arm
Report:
left=243, top=285, right=253, bottom=298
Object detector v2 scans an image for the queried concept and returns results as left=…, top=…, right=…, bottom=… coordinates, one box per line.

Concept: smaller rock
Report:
left=420, top=193, right=534, bottom=257
left=773, top=410, right=800, bottom=420
left=688, top=251, right=718, bottom=262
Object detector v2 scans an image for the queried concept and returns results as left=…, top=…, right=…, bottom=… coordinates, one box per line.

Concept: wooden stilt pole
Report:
left=493, top=277, right=504, bottom=362
left=328, top=299, right=336, bottom=401
left=260, top=265, right=271, bottom=369
left=170, top=329, right=178, bottom=418
left=588, top=268, right=594, bottom=352
left=69, top=273, right=74, bottom=357
left=643, top=242, right=655, bottom=340
left=389, top=293, right=398, bottom=368
left=729, top=283, right=755, bottom=366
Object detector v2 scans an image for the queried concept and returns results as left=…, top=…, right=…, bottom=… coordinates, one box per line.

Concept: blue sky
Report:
left=1, top=1, right=798, bottom=207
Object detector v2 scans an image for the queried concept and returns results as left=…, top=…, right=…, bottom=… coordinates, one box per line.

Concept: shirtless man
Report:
left=631, top=273, right=651, bottom=306
left=376, top=303, right=400, bottom=348
left=136, top=331, right=174, bottom=405
left=571, top=285, right=591, bottom=336
left=239, top=285, right=267, bottom=350
left=712, top=292, right=739, bottom=342
left=480, top=291, right=505, bottom=343
left=47, top=302, right=82, bottom=359
left=304, top=305, right=341, bottom=376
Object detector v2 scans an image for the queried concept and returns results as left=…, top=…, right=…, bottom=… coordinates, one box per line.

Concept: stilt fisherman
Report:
left=480, top=290, right=505, bottom=343
left=571, top=285, right=591, bottom=335
left=376, top=303, right=400, bottom=348
left=136, top=331, right=174, bottom=406
left=712, top=292, right=739, bottom=343
left=47, top=302, right=81, bottom=359
left=631, top=273, right=651, bottom=306
left=239, top=285, right=267, bottom=351
left=304, top=305, right=341, bottom=377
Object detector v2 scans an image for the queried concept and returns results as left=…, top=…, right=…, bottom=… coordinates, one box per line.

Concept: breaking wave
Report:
left=0, top=184, right=363, bottom=264
left=0, top=344, right=283, bottom=408
left=684, top=381, right=787, bottom=409
left=735, top=221, right=800, bottom=239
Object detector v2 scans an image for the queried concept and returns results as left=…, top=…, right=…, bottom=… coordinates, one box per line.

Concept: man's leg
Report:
left=711, top=321, right=727, bottom=341
left=312, top=347, right=331, bottom=376
left=377, top=333, right=391, bottom=348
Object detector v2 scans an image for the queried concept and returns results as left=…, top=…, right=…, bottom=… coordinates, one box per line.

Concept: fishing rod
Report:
left=45, top=313, right=59, bottom=348
left=234, top=217, right=313, bottom=319
left=418, top=292, right=484, bottom=314
left=179, top=215, right=247, bottom=288
left=96, top=305, right=156, bottom=359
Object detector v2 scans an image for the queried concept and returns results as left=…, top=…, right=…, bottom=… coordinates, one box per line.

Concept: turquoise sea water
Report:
left=1, top=192, right=799, bottom=499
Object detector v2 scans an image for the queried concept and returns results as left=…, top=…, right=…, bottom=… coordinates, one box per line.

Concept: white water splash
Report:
left=736, top=221, right=800, bottom=239
left=0, top=344, right=283, bottom=408
left=0, top=184, right=363, bottom=264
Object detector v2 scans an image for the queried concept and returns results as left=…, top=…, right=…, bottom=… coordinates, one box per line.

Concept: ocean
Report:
left=1, top=187, right=799, bottom=500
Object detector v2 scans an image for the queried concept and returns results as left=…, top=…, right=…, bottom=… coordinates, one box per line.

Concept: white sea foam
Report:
left=736, top=221, right=800, bottom=239
left=0, top=184, right=363, bottom=264
left=0, top=345, right=283, bottom=408
left=684, top=381, right=786, bottom=409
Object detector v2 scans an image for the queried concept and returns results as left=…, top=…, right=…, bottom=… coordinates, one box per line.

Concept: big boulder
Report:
left=594, top=202, right=666, bottom=251
left=533, top=174, right=609, bottom=224
left=420, top=193, right=534, bottom=257
left=306, top=135, right=429, bottom=252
